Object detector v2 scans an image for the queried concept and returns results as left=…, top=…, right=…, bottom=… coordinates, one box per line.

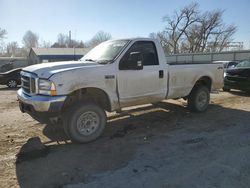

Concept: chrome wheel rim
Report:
left=8, top=80, right=17, bottom=88
left=197, top=91, right=208, bottom=109
left=76, top=111, right=100, bottom=136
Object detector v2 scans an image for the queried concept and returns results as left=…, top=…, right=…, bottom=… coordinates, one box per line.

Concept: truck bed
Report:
left=167, top=62, right=224, bottom=99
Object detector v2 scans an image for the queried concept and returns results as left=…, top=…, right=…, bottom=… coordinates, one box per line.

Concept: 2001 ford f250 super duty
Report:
left=17, top=38, right=224, bottom=143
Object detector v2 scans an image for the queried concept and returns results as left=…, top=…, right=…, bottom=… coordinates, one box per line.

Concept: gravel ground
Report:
left=0, top=86, right=250, bottom=188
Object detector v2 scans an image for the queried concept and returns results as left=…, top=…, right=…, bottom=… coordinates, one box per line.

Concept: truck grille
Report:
left=21, top=73, right=36, bottom=94
left=226, top=76, right=246, bottom=82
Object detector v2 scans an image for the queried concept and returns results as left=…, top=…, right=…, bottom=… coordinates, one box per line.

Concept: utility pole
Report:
left=69, top=30, right=71, bottom=48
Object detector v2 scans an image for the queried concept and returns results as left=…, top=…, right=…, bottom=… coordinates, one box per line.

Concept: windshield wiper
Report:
left=85, top=59, right=112, bottom=64
left=96, top=59, right=113, bottom=64
left=84, top=59, right=96, bottom=62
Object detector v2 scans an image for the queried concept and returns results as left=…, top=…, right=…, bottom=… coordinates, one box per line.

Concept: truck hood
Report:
left=226, top=67, right=250, bottom=78
left=22, top=61, right=102, bottom=79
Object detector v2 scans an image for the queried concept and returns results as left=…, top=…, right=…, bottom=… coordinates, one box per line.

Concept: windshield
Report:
left=235, top=60, right=250, bottom=68
left=81, top=40, right=130, bottom=64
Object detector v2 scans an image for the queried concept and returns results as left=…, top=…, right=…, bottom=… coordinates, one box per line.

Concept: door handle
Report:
left=217, top=66, right=223, bottom=70
left=159, top=70, right=164, bottom=78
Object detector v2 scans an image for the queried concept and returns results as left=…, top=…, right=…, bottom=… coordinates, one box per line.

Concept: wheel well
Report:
left=7, top=79, right=17, bottom=82
left=194, top=76, right=212, bottom=91
left=62, top=88, right=111, bottom=112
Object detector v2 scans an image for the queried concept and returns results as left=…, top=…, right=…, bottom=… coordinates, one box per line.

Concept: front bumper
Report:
left=17, top=88, right=67, bottom=113
left=224, top=77, right=250, bottom=91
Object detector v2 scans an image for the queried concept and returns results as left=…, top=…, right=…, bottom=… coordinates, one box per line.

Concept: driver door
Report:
left=117, top=41, right=167, bottom=108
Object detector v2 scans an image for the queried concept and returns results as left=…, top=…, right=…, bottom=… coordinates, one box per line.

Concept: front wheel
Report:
left=7, top=79, right=17, bottom=88
left=63, top=103, right=106, bottom=143
left=188, top=86, right=210, bottom=112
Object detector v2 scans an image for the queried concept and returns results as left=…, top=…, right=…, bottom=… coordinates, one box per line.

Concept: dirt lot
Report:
left=0, top=86, right=250, bottom=188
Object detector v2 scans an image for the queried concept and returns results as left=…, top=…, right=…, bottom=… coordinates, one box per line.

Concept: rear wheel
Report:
left=63, top=103, right=106, bottom=143
left=7, top=79, right=17, bottom=88
left=188, top=86, right=210, bottom=112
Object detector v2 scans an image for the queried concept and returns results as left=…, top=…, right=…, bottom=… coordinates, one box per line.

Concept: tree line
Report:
left=0, top=30, right=112, bottom=57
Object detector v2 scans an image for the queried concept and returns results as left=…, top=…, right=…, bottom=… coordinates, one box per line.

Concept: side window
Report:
left=121, top=41, right=159, bottom=66
left=141, top=42, right=159, bottom=66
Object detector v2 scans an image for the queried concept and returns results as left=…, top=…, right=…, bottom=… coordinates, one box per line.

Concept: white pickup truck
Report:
left=18, top=38, right=224, bottom=143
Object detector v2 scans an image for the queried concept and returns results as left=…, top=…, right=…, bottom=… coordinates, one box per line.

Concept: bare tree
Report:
left=183, top=10, right=236, bottom=53
left=0, top=28, right=7, bottom=42
left=56, top=33, right=68, bottom=47
left=155, top=3, right=237, bottom=54
left=51, top=33, right=85, bottom=48
left=206, top=24, right=236, bottom=52
left=22, top=30, right=39, bottom=49
left=88, top=31, right=112, bottom=48
left=71, top=40, right=85, bottom=48
left=162, top=2, right=199, bottom=53
left=6, top=41, right=19, bottom=56
left=0, top=28, right=7, bottom=54
left=40, top=40, right=52, bottom=48
left=149, top=32, right=172, bottom=54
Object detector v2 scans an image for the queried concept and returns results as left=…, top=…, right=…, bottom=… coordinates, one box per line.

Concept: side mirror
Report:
left=119, top=52, right=143, bottom=70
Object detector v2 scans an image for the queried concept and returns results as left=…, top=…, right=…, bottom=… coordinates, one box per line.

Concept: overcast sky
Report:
left=1, top=0, right=250, bottom=48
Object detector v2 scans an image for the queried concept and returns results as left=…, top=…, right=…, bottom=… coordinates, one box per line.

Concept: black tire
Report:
left=63, top=103, right=106, bottom=143
left=62, top=119, right=70, bottom=138
left=7, top=79, right=17, bottom=88
left=223, top=87, right=230, bottom=92
left=188, top=85, right=210, bottom=112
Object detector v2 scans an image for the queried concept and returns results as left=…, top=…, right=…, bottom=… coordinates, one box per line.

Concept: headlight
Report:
left=38, top=79, right=57, bottom=96
left=39, top=79, right=52, bottom=90
left=223, top=72, right=228, bottom=77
